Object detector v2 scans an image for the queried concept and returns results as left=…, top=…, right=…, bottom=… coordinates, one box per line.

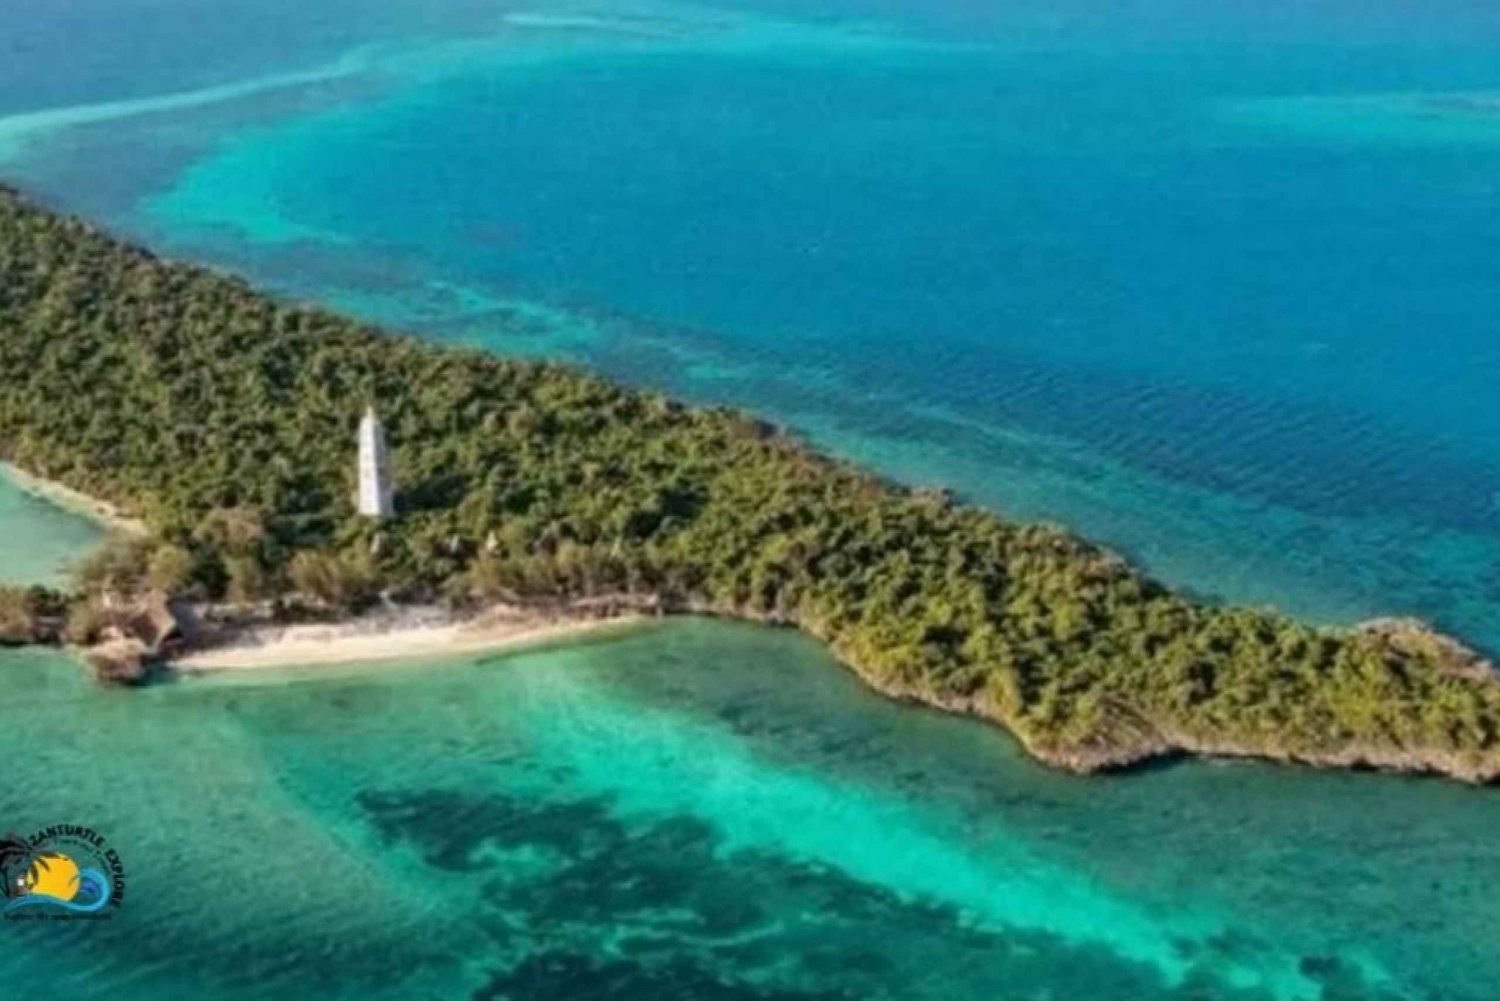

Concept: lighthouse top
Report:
left=357, top=406, right=394, bottom=518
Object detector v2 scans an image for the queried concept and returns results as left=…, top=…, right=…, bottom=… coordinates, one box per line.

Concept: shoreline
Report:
left=4, top=430, right=1496, bottom=786
left=174, top=604, right=647, bottom=673
left=6, top=459, right=1497, bottom=784
left=0, top=462, right=147, bottom=536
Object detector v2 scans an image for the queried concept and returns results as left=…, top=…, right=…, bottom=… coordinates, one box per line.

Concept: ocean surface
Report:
left=0, top=470, right=101, bottom=587
left=3, top=625, right=1500, bottom=1001
left=2, top=1, right=1500, bottom=998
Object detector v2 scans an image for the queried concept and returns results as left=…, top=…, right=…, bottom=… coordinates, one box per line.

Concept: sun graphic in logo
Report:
left=23, top=852, right=81, bottom=901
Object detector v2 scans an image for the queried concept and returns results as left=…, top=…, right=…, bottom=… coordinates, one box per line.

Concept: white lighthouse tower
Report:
left=357, top=406, right=394, bottom=518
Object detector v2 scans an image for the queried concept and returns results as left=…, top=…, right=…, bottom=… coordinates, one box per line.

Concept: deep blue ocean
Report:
left=3, top=2, right=1500, bottom=999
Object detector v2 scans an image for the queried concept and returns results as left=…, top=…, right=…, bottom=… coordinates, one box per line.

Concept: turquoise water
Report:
left=4, top=2, right=1500, bottom=997
left=0, top=472, right=101, bottom=587
left=3, top=622, right=1499, bottom=1000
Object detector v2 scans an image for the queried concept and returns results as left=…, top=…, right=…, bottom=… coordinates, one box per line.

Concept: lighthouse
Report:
left=357, top=406, right=394, bottom=518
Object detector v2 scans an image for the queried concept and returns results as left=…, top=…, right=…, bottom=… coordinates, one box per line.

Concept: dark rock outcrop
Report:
left=81, top=592, right=194, bottom=686
left=1358, top=617, right=1497, bottom=683
left=84, top=638, right=153, bottom=685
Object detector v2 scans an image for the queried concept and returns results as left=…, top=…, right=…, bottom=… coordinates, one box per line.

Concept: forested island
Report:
left=2, top=185, right=1498, bottom=781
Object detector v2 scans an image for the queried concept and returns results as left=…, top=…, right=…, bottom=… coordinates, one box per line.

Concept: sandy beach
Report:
left=175, top=604, right=645, bottom=673
left=0, top=461, right=147, bottom=536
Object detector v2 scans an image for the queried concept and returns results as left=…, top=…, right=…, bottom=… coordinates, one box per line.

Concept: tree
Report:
left=288, top=550, right=376, bottom=612
left=146, top=544, right=194, bottom=593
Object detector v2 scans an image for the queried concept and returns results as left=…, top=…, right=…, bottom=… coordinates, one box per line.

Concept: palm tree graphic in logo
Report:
left=0, top=833, right=35, bottom=899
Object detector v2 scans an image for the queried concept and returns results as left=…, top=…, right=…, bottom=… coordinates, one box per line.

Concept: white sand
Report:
left=176, top=605, right=642, bottom=673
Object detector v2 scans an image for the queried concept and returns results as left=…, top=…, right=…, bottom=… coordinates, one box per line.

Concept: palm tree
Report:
left=0, top=833, right=33, bottom=898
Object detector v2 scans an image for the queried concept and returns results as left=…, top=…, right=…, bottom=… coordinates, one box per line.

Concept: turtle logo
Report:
left=1, top=826, right=125, bottom=920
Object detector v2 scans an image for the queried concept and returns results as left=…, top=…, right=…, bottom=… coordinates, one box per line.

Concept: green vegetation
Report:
left=1, top=185, right=1497, bottom=778
left=0, top=584, right=65, bottom=644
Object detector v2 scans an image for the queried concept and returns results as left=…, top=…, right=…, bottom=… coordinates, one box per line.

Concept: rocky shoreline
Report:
left=811, top=616, right=1500, bottom=785
left=6, top=581, right=1498, bottom=783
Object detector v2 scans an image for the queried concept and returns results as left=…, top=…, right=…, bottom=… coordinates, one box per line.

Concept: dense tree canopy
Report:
left=2, top=185, right=1497, bottom=778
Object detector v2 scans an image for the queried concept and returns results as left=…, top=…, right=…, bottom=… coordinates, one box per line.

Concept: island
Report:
left=1, top=184, right=1497, bottom=782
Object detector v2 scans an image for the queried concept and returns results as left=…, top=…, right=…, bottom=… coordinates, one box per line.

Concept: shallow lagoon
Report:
left=0, top=470, right=101, bottom=587
left=2, top=621, right=1499, bottom=1000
